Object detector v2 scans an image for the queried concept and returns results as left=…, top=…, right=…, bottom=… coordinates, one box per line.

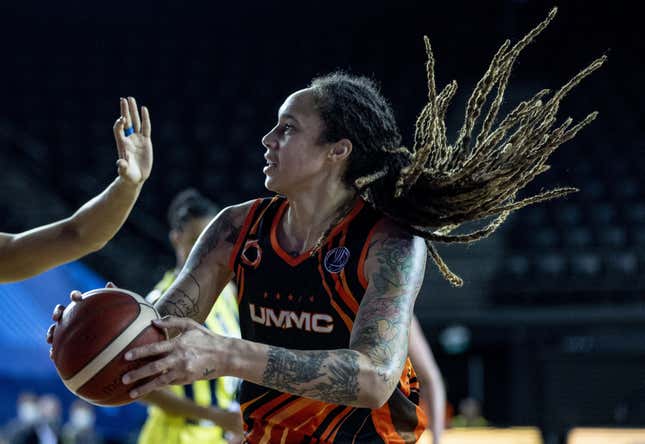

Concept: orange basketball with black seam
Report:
left=51, top=288, right=167, bottom=406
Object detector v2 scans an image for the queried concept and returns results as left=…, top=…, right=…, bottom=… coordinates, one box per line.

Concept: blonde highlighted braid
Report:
left=310, top=7, right=605, bottom=286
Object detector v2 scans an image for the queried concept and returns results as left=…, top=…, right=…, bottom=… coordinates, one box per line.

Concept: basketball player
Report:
left=409, top=317, right=445, bottom=443
left=0, top=97, right=151, bottom=283
left=52, top=248, right=445, bottom=441
left=50, top=8, right=604, bottom=443
left=47, top=188, right=443, bottom=441
left=137, top=189, right=243, bottom=444
left=142, top=190, right=444, bottom=442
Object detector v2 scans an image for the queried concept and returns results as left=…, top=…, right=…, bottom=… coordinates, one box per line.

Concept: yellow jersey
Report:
left=138, top=271, right=241, bottom=444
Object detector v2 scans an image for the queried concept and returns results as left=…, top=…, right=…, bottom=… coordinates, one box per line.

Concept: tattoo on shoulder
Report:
left=185, top=209, right=241, bottom=270
left=371, top=236, right=416, bottom=294
left=221, top=210, right=242, bottom=244
left=262, top=348, right=360, bottom=404
left=157, top=208, right=245, bottom=320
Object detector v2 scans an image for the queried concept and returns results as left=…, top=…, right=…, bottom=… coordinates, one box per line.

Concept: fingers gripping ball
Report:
left=50, top=288, right=167, bottom=406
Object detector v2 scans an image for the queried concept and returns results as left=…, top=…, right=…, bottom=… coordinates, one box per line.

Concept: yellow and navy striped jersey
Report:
left=139, top=272, right=241, bottom=444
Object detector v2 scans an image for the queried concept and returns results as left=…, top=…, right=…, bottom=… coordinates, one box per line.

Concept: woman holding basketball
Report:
left=49, top=8, right=604, bottom=443
left=130, top=79, right=430, bottom=442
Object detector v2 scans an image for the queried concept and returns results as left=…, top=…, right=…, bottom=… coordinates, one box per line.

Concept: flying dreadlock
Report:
left=310, top=7, right=605, bottom=286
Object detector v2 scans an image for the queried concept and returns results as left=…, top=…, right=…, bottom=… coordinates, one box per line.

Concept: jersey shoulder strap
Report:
left=228, top=195, right=283, bottom=270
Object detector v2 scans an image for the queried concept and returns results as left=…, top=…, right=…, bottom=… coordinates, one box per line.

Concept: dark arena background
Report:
left=0, top=1, right=643, bottom=443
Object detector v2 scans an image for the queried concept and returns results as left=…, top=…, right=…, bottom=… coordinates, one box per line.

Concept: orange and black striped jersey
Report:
left=229, top=196, right=427, bottom=443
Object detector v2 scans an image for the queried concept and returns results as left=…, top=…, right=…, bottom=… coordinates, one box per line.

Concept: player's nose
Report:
left=262, top=128, right=277, bottom=150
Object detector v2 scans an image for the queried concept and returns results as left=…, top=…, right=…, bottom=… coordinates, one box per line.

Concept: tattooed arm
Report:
left=259, top=223, right=426, bottom=408
left=347, top=221, right=427, bottom=405
left=124, top=220, right=426, bottom=409
left=232, top=221, right=426, bottom=408
left=154, top=200, right=253, bottom=323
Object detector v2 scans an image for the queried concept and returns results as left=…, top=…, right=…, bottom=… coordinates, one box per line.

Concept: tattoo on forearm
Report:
left=262, top=348, right=360, bottom=404
left=161, top=288, right=200, bottom=318
left=311, top=352, right=360, bottom=404
left=187, top=272, right=201, bottom=296
left=352, top=318, right=406, bottom=384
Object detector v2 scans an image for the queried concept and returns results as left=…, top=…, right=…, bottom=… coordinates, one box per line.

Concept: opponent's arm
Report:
left=154, top=201, right=252, bottom=323
left=140, top=390, right=242, bottom=433
left=409, top=315, right=445, bottom=444
left=124, top=220, right=426, bottom=408
left=0, top=97, right=152, bottom=283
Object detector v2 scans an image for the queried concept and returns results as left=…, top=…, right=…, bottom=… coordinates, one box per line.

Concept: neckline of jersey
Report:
left=270, top=198, right=366, bottom=267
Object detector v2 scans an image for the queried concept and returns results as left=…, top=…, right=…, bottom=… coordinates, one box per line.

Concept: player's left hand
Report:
left=46, top=282, right=117, bottom=354
left=121, top=316, right=228, bottom=398
left=113, top=97, right=153, bottom=185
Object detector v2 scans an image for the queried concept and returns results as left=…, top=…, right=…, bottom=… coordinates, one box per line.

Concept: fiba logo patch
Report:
left=324, top=247, right=350, bottom=273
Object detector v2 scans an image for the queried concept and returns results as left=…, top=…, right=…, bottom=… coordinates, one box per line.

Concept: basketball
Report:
left=50, top=288, right=167, bottom=406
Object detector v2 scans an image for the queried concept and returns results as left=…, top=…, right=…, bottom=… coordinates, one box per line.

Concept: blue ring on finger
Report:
left=124, top=126, right=135, bottom=137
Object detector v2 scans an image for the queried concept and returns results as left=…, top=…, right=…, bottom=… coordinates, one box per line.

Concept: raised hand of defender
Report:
left=113, top=97, right=152, bottom=185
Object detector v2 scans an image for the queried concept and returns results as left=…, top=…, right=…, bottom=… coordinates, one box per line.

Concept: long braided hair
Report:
left=310, top=7, right=605, bottom=286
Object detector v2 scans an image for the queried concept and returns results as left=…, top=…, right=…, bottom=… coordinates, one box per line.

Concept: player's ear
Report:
left=169, top=230, right=180, bottom=249
left=328, top=139, right=352, bottom=162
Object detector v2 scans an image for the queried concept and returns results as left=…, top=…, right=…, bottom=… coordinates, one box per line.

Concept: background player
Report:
left=138, top=188, right=243, bottom=444
left=409, top=316, right=445, bottom=443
